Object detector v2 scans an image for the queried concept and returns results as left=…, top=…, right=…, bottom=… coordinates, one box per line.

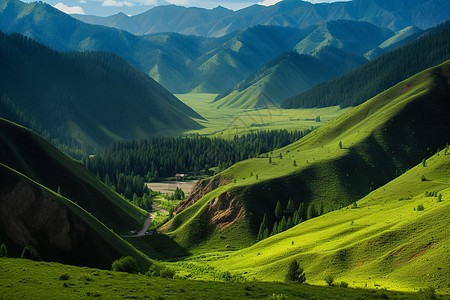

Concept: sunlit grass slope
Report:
left=0, top=164, right=153, bottom=271
left=0, top=258, right=428, bottom=299
left=166, top=60, right=450, bottom=252
left=177, top=93, right=350, bottom=137
left=208, top=149, right=450, bottom=293
left=0, top=118, right=146, bottom=233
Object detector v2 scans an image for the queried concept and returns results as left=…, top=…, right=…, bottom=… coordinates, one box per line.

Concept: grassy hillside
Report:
left=0, top=32, right=202, bottom=151
left=162, top=60, right=450, bottom=255
left=0, top=258, right=425, bottom=300
left=0, top=165, right=153, bottom=271
left=213, top=47, right=366, bottom=109
left=0, top=118, right=147, bottom=233
left=282, top=21, right=450, bottom=108
left=206, top=148, right=450, bottom=293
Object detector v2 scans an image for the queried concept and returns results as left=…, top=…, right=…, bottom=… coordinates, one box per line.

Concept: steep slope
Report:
left=71, top=0, right=450, bottom=37
left=0, top=0, right=400, bottom=94
left=282, top=21, right=450, bottom=108
left=293, top=20, right=393, bottom=55
left=0, top=32, right=202, bottom=150
left=209, top=149, right=450, bottom=292
left=365, top=26, right=424, bottom=60
left=213, top=47, right=367, bottom=109
left=0, top=164, right=153, bottom=271
left=0, top=118, right=147, bottom=234
left=160, top=60, right=450, bottom=255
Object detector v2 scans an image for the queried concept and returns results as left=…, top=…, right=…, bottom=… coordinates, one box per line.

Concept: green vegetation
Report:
left=111, top=256, right=139, bottom=274
left=0, top=258, right=428, bottom=299
left=282, top=21, right=450, bottom=109
left=285, top=260, right=306, bottom=283
left=0, top=31, right=202, bottom=154
left=213, top=48, right=366, bottom=109
left=202, top=148, right=450, bottom=293
left=163, top=60, right=450, bottom=261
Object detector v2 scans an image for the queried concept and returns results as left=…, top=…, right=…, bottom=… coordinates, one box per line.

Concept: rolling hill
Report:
left=208, top=147, right=450, bottom=292
left=72, top=0, right=450, bottom=37
left=282, top=21, right=450, bottom=109
left=158, top=60, right=450, bottom=260
left=0, top=118, right=155, bottom=270
left=0, top=31, right=202, bottom=150
left=213, top=47, right=367, bottom=109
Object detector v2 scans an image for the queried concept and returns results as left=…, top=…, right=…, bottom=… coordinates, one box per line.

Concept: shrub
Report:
left=339, top=281, right=349, bottom=288
left=267, top=294, right=288, bottom=299
left=325, top=275, right=334, bottom=286
left=421, top=175, right=427, bottom=182
left=417, top=204, right=425, bottom=211
left=111, top=256, right=139, bottom=274
left=160, top=268, right=175, bottom=279
left=420, top=287, right=436, bottom=300
left=59, top=273, right=70, bottom=280
left=0, top=243, right=7, bottom=257
left=145, top=264, right=175, bottom=279
left=285, top=260, right=306, bottom=283
left=21, top=247, right=32, bottom=259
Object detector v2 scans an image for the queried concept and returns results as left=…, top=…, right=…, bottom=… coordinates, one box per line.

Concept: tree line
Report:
left=84, top=130, right=308, bottom=199
left=281, top=22, right=450, bottom=109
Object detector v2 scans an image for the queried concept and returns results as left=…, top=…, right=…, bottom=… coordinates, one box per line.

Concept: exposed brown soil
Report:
left=174, top=176, right=232, bottom=215
left=0, top=181, right=85, bottom=258
left=207, top=191, right=245, bottom=230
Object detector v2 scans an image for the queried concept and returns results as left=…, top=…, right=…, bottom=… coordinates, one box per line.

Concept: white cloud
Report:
left=53, top=2, right=85, bottom=14
left=258, top=0, right=282, bottom=6
left=102, top=0, right=135, bottom=7
left=79, top=0, right=87, bottom=3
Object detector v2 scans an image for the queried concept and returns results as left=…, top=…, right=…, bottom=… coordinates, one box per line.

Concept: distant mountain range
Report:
left=1, top=0, right=411, bottom=95
left=0, top=31, right=202, bottom=151
left=281, top=21, right=450, bottom=109
left=72, top=0, right=450, bottom=37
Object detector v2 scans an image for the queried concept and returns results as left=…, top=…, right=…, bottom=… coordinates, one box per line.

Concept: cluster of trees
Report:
left=84, top=130, right=307, bottom=195
left=170, top=187, right=185, bottom=201
left=282, top=22, right=450, bottom=109
left=257, top=199, right=325, bottom=240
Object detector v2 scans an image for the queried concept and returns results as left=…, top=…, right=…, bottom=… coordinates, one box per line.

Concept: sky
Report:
left=32, top=0, right=347, bottom=17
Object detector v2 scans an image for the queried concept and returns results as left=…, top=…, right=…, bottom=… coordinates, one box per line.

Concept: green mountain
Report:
left=0, top=0, right=401, bottom=95
left=72, top=0, right=450, bottom=37
left=213, top=47, right=367, bottom=109
left=0, top=118, right=153, bottom=271
left=0, top=31, right=202, bottom=150
left=159, top=60, right=450, bottom=258
left=282, top=21, right=450, bottom=109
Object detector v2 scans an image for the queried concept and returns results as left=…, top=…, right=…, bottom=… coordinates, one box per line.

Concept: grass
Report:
left=165, top=60, right=450, bottom=254
left=0, top=258, right=434, bottom=299
left=176, top=93, right=350, bottom=138
left=197, top=149, right=450, bottom=294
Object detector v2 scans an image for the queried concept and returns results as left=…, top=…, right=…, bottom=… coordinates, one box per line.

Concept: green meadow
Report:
left=176, top=93, right=350, bottom=137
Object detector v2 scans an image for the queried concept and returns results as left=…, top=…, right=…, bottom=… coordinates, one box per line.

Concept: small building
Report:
left=175, top=173, right=186, bottom=180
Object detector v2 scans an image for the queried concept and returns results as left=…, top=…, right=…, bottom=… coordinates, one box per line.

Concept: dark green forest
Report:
left=83, top=130, right=308, bottom=199
left=0, top=31, right=202, bottom=157
left=281, top=21, right=450, bottom=109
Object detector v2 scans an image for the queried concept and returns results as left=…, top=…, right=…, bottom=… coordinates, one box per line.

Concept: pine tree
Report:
left=21, top=247, right=32, bottom=259
left=0, top=243, right=7, bottom=257
left=339, top=141, right=343, bottom=149
left=271, top=221, right=278, bottom=236
left=286, top=199, right=295, bottom=215
left=293, top=160, right=297, bottom=167
left=280, top=216, right=287, bottom=232
left=285, top=260, right=306, bottom=283
left=257, top=213, right=269, bottom=241
left=275, top=200, right=283, bottom=219
left=307, top=202, right=318, bottom=219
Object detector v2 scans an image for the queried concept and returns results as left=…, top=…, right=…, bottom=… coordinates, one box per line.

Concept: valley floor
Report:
left=176, top=93, right=351, bottom=137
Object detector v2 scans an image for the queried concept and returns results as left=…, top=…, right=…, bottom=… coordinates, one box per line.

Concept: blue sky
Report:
left=33, top=0, right=348, bottom=17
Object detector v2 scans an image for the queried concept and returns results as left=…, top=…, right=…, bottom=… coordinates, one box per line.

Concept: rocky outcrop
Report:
left=174, top=176, right=232, bottom=214
left=207, top=192, right=245, bottom=230
left=0, top=181, right=85, bottom=259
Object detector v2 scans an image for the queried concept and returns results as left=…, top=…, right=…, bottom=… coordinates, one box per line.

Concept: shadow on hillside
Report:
left=125, top=234, right=190, bottom=260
